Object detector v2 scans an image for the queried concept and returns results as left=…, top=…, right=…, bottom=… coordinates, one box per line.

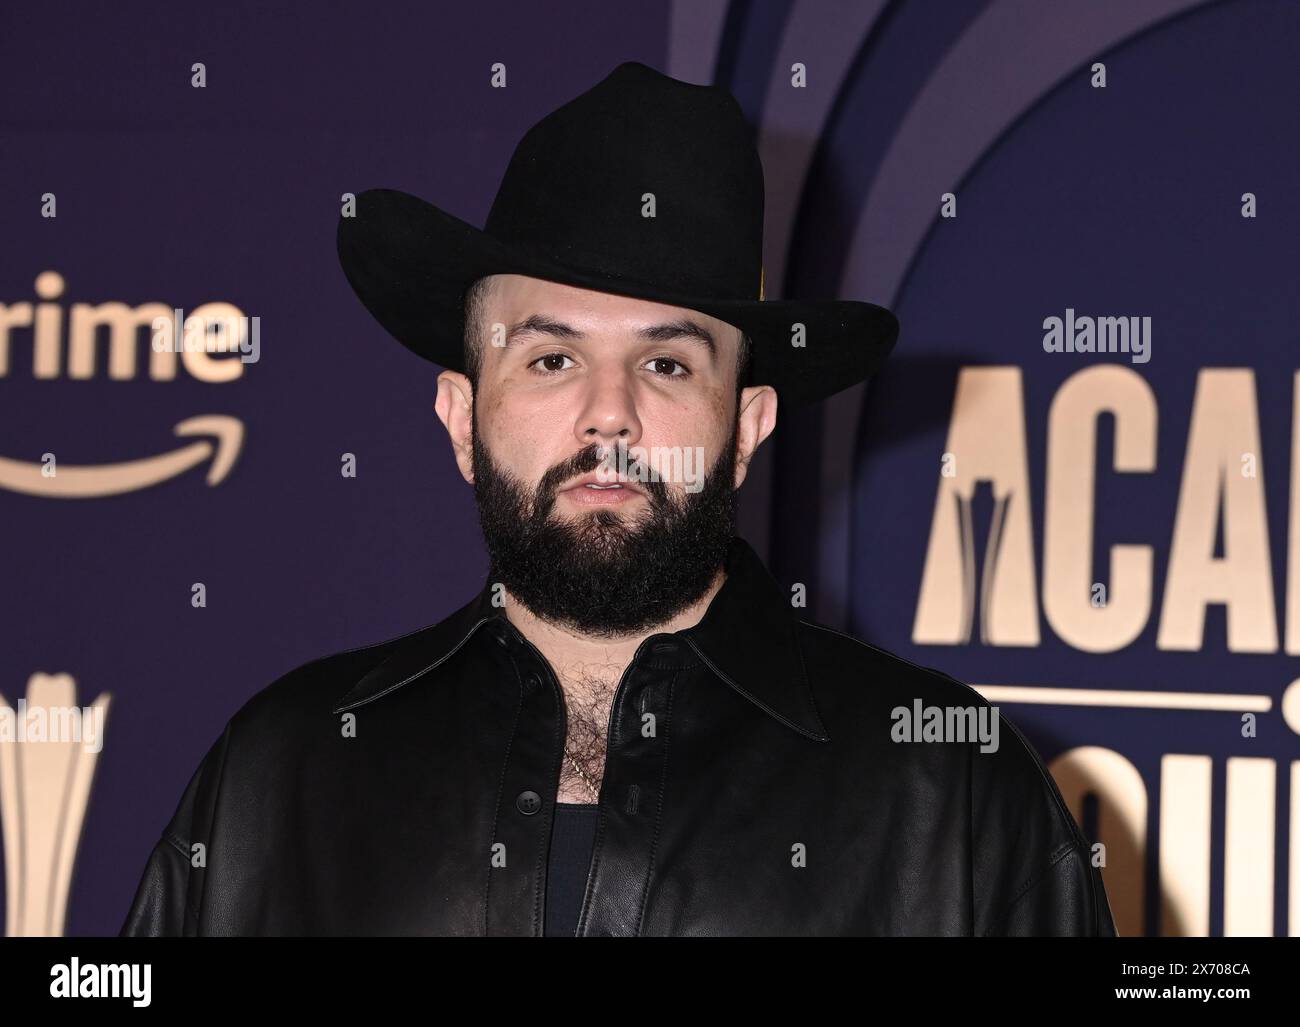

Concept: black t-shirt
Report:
left=544, top=802, right=599, bottom=936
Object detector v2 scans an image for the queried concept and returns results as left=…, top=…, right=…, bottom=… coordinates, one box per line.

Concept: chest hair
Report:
left=556, top=666, right=620, bottom=803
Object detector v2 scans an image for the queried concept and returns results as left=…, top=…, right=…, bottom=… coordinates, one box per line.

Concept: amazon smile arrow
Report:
left=0, top=414, right=244, bottom=498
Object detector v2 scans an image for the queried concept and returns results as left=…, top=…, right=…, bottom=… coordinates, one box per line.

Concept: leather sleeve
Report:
left=969, top=711, right=1119, bottom=937
left=981, top=841, right=1118, bottom=937
left=118, top=730, right=225, bottom=937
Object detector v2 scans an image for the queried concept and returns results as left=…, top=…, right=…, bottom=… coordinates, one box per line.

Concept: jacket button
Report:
left=516, top=790, right=542, bottom=815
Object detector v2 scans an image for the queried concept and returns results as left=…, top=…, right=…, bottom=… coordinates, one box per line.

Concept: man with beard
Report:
left=440, top=272, right=763, bottom=934
left=459, top=273, right=753, bottom=812
left=121, top=62, right=1116, bottom=937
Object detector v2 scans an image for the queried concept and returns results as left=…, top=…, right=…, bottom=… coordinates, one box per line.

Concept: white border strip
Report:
left=969, top=684, right=1271, bottom=713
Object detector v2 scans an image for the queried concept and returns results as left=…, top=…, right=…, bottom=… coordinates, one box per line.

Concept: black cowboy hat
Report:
left=337, top=61, right=899, bottom=407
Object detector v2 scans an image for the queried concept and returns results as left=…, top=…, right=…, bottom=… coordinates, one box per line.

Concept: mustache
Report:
left=534, top=441, right=668, bottom=515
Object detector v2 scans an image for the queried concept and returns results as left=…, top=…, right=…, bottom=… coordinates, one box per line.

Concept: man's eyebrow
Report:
left=636, top=319, right=716, bottom=360
left=505, top=314, right=717, bottom=360
left=505, top=314, right=581, bottom=344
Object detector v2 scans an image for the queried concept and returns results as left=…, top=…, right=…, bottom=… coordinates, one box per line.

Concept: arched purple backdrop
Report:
left=1, top=0, right=1295, bottom=937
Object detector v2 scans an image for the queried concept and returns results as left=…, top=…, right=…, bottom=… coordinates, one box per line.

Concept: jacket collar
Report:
left=331, top=535, right=830, bottom=742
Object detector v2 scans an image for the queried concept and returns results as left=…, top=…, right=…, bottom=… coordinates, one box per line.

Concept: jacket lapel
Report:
left=330, top=535, right=829, bottom=742
left=679, top=536, right=831, bottom=742
left=330, top=586, right=501, bottom=715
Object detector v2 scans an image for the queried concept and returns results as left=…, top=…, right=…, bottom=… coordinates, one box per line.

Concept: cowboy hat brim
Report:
left=337, top=187, right=899, bottom=407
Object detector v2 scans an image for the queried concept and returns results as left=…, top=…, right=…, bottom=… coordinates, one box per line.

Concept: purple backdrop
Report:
left=1, top=0, right=1295, bottom=936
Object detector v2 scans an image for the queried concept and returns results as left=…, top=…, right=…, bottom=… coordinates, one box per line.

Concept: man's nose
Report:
left=574, top=374, right=643, bottom=451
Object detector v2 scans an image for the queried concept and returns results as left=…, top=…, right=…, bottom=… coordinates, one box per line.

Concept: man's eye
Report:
left=644, top=357, right=689, bottom=377
left=530, top=353, right=575, bottom=373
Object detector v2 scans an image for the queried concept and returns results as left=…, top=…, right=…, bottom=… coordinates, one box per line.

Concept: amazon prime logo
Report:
left=0, top=270, right=249, bottom=498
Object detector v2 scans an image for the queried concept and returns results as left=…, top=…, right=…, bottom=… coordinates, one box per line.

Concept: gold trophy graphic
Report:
left=0, top=673, right=111, bottom=936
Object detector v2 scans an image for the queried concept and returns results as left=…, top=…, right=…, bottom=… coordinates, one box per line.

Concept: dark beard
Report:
left=470, top=413, right=739, bottom=638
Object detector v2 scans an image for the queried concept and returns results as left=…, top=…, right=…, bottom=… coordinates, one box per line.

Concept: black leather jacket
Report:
left=120, top=536, right=1116, bottom=936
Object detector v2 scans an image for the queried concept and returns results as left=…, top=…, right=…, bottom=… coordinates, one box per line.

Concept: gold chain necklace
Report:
left=563, top=747, right=601, bottom=801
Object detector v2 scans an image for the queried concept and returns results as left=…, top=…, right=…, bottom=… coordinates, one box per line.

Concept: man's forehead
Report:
left=482, top=273, right=739, bottom=344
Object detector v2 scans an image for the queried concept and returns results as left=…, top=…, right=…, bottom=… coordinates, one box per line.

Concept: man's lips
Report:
left=558, top=472, right=646, bottom=504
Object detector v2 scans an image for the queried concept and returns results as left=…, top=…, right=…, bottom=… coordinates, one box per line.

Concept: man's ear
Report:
left=434, top=370, right=476, bottom=484
left=733, top=384, right=778, bottom=489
